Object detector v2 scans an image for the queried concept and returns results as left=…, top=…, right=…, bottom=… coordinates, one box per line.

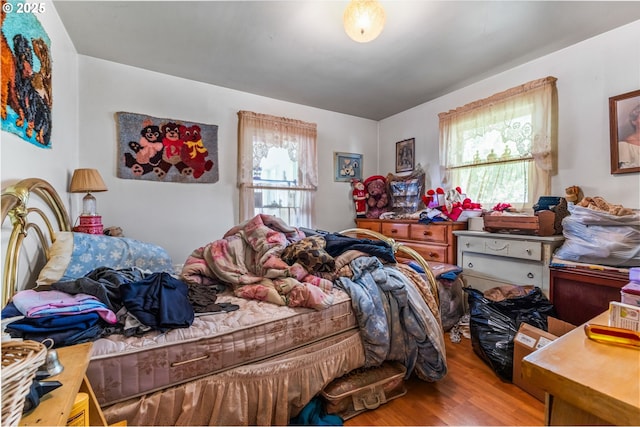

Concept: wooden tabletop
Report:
left=522, top=312, right=640, bottom=426
left=20, top=342, right=93, bottom=426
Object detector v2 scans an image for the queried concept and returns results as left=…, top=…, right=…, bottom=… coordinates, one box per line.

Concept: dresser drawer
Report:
left=457, top=236, right=542, bottom=262
left=461, top=253, right=544, bottom=287
left=381, top=222, right=410, bottom=240
left=408, top=224, right=447, bottom=243
left=356, top=219, right=381, bottom=233
left=401, top=242, right=447, bottom=263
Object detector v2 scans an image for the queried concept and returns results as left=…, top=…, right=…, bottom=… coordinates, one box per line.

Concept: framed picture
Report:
left=609, top=89, right=640, bottom=174
left=334, top=152, right=363, bottom=182
left=395, top=138, right=415, bottom=173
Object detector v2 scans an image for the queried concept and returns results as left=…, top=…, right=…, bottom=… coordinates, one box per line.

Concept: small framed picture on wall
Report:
left=334, top=152, right=363, bottom=182
left=395, top=138, right=415, bottom=173
left=609, top=89, right=640, bottom=174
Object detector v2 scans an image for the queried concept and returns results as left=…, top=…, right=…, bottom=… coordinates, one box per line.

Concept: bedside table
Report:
left=20, top=342, right=108, bottom=426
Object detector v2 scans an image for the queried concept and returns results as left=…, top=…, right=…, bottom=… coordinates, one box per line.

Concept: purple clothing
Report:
left=11, top=289, right=117, bottom=324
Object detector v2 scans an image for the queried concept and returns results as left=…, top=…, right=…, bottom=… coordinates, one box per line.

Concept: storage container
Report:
left=321, top=361, right=406, bottom=420
left=621, top=268, right=640, bottom=307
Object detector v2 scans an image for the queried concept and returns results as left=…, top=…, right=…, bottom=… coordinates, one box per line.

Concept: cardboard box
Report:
left=512, top=317, right=576, bottom=401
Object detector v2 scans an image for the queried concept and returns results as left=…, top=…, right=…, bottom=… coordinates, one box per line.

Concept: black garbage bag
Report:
left=464, top=286, right=556, bottom=382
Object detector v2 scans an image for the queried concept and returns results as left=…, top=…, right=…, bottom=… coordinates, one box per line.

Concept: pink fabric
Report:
left=11, top=289, right=117, bottom=323
left=182, top=215, right=334, bottom=310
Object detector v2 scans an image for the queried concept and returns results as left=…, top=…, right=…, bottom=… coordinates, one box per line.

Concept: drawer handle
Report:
left=526, top=249, right=532, bottom=255
left=171, top=354, right=210, bottom=367
left=467, top=262, right=474, bottom=268
left=429, top=252, right=437, bottom=258
left=487, top=242, right=509, bottom=252
left=527, top=272, right=534, bottom=278
left=422, top=231, right=432, bottom=236
left=465, top=242, right=470, bottom=247
left=390, top=229, right=398, bottom=234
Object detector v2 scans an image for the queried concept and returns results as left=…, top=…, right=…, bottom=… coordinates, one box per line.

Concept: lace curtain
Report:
left=438, top=76, right=557, bottom=210
left=237, top=111, right=318, bottom=226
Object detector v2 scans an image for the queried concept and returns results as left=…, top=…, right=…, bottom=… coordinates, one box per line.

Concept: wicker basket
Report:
left=2, top=340, right=47, bottom=427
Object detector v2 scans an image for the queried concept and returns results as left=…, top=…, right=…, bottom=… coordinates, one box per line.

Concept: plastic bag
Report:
left=386, top=164, right=425, bottom=215
left=554, top=204, right=640, bottom=267
left=464, top=286, right=556, bottom=382
left=438, top=277, right=464, bottom=332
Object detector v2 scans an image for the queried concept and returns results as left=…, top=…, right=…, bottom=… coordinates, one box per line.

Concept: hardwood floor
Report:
left=344, top=336, right=545, bottom=426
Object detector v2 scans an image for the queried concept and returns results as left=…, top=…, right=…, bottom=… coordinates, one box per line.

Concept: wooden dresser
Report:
left=549, top=267, right=629, bottom=325
left=355, top=219, right=467, bottom=265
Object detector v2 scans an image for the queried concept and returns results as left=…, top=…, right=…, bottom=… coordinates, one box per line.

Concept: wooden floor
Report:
left=345, top=336, right=545, bottom=426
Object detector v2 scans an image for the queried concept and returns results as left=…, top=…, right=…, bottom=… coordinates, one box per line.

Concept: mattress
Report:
left=87, top=287, right=356, bottom=406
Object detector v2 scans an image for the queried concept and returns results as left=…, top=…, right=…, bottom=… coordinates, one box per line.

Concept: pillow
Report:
left=37, top=232, right=174, bottom=285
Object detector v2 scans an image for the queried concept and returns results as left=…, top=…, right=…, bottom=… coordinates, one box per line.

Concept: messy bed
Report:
left=1, top=178, right=447, bottom=426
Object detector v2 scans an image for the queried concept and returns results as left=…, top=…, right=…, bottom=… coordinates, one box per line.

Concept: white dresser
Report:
left=453, top=230, right=565, bottom=296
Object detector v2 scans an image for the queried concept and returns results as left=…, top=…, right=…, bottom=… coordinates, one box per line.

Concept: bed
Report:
left=1, top=178, right=447, bottom=426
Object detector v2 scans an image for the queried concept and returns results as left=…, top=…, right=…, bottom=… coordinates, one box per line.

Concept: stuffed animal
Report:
left=351, top=179, right=368, bottom=218
left=364, top=175, right=390, bottom=219
left=564, top=185, right=583, bottom=203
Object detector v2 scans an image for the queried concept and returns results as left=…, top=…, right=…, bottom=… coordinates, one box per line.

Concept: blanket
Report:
left=336, top=256, right=447, bottom=382
left=182, top=214, right=335, bottom=310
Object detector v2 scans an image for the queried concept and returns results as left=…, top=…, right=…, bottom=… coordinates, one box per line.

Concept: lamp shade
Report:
left=69, top=169, right=108, bottom=193
left=343, top=0, right=386, bottom=43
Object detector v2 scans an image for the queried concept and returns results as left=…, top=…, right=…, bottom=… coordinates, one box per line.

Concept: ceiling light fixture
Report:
left=343, top=0, right=386, bottom=43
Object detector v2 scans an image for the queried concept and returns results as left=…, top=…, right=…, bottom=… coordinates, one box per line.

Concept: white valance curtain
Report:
left=237, top=111, right=318, bottom=225
left=438, top=76, right=557, bottom=209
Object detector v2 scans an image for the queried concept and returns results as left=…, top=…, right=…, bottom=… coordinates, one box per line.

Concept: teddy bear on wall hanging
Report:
left=364, top=175, right=391, bottom=219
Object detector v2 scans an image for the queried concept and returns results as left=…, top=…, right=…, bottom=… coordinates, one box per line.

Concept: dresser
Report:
left=549, top=267, right=628, bottom=325
left=453, top=230, right=565, bottom=296
left=355, top=219, right=467, bottom=265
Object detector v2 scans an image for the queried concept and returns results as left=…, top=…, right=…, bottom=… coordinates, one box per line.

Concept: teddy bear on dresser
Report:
left=364, top=175, right=391, bottom=219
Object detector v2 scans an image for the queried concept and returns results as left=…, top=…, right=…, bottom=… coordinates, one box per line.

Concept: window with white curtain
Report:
left=439, top=77, right=557, bottom=210
left=237, top=111, right=318, bottom=227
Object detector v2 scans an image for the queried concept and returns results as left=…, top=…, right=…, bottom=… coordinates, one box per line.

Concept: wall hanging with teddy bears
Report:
left=116, top=112, right=219, bottom=183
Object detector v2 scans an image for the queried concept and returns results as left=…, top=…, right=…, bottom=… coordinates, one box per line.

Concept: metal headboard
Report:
left=1, top=178, right=71, bottom=305
left=339, top=228, right=439, bottom=307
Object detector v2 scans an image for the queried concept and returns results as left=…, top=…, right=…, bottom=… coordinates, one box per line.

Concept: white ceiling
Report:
left=53, top=1, right=640, bottom=121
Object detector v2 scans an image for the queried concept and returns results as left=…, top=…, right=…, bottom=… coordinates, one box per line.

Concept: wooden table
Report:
left=20, top=342, right=107, bottom=427
left=522, top=312, right=640, bottom=426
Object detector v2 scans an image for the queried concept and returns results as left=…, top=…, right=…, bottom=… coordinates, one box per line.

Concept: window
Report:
left=237, top=111, right=318, bottom=227
left=439, top=77, right=557, bottom=210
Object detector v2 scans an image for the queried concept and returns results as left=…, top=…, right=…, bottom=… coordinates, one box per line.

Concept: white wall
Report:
left=77, top=56, right=379, bottom=263
left=379, top=20, right=640, bottom=209
left=1, top=0, right=79, bottom=203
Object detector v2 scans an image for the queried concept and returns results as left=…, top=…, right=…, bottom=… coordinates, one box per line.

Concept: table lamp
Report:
left=69, top=168, right=108, bottom=216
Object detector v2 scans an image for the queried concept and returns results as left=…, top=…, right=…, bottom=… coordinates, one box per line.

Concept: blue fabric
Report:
left=324, top=233, right=396, bottom=263
left=336, top=257, right=390, bottom=367
left=120, top=272, right=194, bottom=331
left=289, top=397, right=343, bottom=426
left=61, top=233, right=174, bottom=281
left=336, top=257, right=447, bottom=382
left=2, top=302, right=104, bottom=347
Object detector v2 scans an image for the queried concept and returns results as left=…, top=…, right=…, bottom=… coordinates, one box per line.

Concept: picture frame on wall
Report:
left=395, top=138, right=415, bottom=173
left=334, top=152, right=363, bottom=182
left=609, top=89, right=640, bottom=174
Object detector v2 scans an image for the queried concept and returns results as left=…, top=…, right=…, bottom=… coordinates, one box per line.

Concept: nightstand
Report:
left=20, top=342, right=108, bottom=427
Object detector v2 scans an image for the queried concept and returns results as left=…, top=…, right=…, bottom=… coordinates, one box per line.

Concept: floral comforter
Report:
left=181, top=214, right=335, bottom=310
